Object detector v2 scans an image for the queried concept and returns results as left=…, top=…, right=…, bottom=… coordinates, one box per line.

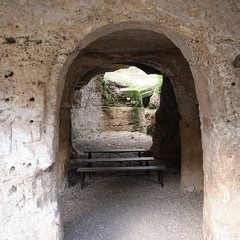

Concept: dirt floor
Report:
left=59, top=131, right=203, bottom=240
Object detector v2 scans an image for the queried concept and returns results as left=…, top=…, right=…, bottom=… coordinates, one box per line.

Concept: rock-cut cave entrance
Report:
left=70, top=68, right=182, bottom=178
left=58, top=27, right=203, bottom=239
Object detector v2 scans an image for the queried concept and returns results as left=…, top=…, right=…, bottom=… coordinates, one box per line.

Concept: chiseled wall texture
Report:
left=0, top=1, right=239, bottom=240
left=71, top=76, right=106, bottom=138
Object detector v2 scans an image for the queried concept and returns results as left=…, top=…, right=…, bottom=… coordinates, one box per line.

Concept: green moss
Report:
left=155, top=75, right=163, bottom=93
left=121, top=88, right=142, bottom=106
left=101, top=78, right=109, bottom=92
left=101, top=78, right=111, bottom=104
left=101, top=78, right=125, bottom=106
left=123, top=89, right=141, bottom=101
left=131, top=106, right=140, bottom=131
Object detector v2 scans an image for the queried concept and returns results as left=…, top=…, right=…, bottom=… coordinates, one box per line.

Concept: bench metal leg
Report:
left=158, top=171, right=164, bottom=187
left=80, top=172, right=85, bottom=189
left=88, top=163, right=92, bottom=178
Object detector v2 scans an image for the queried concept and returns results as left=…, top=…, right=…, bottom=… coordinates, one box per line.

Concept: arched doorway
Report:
left=55, top=26, right=204, bottom=239
left=57, top=28, right=203, bottom=192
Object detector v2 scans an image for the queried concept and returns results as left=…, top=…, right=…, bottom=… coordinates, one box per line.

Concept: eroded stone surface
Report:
left=0, top=1, right=239, bottom=239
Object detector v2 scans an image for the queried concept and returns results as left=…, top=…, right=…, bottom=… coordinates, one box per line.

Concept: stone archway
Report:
left=58, top=28, right=203, bottom=192
left=55, top=23, right=239, bottom=239
left=56, top=25, right=205, bottom=238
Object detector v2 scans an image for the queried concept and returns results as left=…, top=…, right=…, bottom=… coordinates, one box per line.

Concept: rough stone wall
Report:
left=151, top=77, right=181, bottom=169
left=172, top=77, right=203, bottom=192
left=104, top=106, right=147, bottom=132
left=71, top=76, right=106, bottom=138
left=71, top=76, right=147, bottom=134
left=0, top=1, right=239, bottom=240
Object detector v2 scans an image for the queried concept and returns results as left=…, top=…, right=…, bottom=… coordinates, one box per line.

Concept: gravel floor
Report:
left=59, top=131, right=203, bottom=240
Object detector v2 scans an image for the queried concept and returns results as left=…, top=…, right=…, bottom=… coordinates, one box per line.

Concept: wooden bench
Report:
left=75, top=148, right=166, bottom=189
left=84, top=148, right=147, bottom=159
left=77, top=165, right=166, bottom=189
left=72, top=156, right=154, bottom=165
left=71, top=157, right=154, bottom=178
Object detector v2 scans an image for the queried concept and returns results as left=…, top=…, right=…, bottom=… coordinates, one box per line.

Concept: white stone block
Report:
left=12, top=122, right=32, bottom=143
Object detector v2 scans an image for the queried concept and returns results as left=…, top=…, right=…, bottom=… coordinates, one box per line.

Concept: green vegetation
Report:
left=121, top=88, right=142, bottom=106
left=101, top=78, right=114, bottom=105
left=101, top=68, right=163, bottom=133
left=101, top=77, right=127, bottom=106
left=131, top=106, right=140, bottom=131
left=101, top=77, right=109, bottom=92
left=155, top=75, right=163, bottom=93
left=102, top=68, right=163, bottom=106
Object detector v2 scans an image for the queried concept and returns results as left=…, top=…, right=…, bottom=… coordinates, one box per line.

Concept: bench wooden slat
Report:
left=78, top=165, right=166, bottom=189
left=72, top=157, right=154, bottom=163
left=83, top=148, right=146, bottom=153
left=77, top=165, right=166, bottom=172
